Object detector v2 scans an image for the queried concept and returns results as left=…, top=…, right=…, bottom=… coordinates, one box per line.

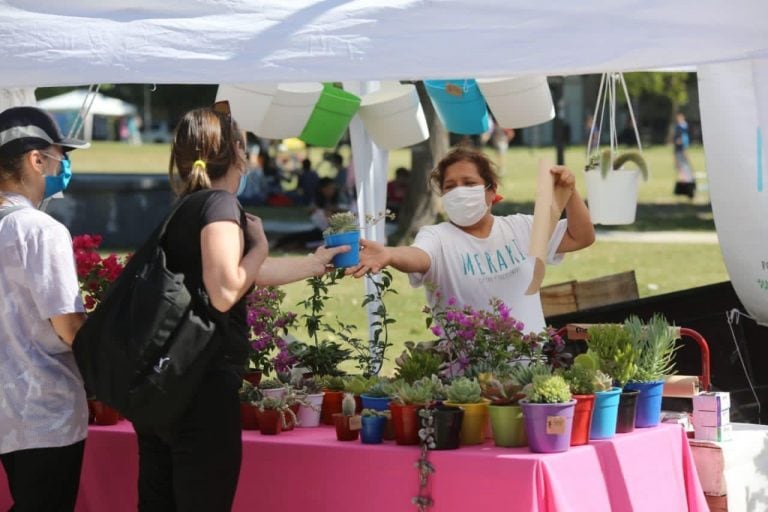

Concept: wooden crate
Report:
left=540, top=280, right=578, bottom=317
left=574, top=270, right=639, bottom=311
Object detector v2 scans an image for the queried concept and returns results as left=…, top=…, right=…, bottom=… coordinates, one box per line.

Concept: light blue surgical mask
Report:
left=236, top=172, right=248, bottom=197
left=42, top=153, right=72, bottom=198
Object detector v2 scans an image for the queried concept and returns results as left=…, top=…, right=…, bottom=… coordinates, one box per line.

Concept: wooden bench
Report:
left=541, top=270, right=639, bottom=317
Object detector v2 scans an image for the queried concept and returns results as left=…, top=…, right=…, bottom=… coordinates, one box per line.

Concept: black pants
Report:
left=134, top=369, right=242, bottom=512
left=0, top=440, right=85, bottom=512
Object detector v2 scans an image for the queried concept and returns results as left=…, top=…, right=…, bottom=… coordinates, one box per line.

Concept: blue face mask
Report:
left=236, top=172, right=248, bottom=197
left=43, top=155, right=72, bottom=198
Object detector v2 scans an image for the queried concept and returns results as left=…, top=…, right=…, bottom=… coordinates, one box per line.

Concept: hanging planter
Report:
left=424, top=79, right=490, bottom=134
left=584, top=73, right=648, bottom=225
left=299, top=83, right=361, bottom=147
left=255, top=82, right=324, bottom=140
left=215, top=83, right=277, bottom=133
left=477, top=76, right=555, bottom=128
left=358, top=82, right=429, bottom=149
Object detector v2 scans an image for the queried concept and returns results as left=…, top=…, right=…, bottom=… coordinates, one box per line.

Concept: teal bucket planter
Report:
left=300, top=83, right=361, bottom=147
left=361, top=395, right=391, bottom=412
left=323, top=230, right=360, bottom=268
left=424, top=79, right=490, bottom=135
left=624, top=380, right=665, bottom=428
left=589, top=387, right=621, bottom=440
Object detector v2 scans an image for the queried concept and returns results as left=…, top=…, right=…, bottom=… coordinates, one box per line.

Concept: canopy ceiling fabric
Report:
left=0, top=0, right=767, bottom=87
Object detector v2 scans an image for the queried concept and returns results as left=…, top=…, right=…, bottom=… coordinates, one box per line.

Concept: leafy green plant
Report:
left=445, top=377, right=483, bottom=404
left=624, top=314, right=679, bottom=382
left=506, top=361, right=552, bottom=388
left=586, top=324, right=637, bottom=387
left=288, top=341, right=351, bottom=377
left=363, top=378, right=391, bottom=398
left=318, top=375, right=346, bottom=392
left=344, top=375, right=375, bottom=396
left=394, top=342, right=443, bottom=383
left=525, top=374, right=572, bottom=404
left=478, top=371, right=524, bottom=405
left=239, top=380, right=263, bottom=404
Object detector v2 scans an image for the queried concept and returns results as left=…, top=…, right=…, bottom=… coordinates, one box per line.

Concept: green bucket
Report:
left=300, top=84, right=361, bottom=147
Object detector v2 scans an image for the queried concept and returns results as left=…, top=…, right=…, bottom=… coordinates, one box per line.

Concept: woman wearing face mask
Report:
left=0, top=106, right=90, bottom=511
left=133, top=102, right=348, bottom=512
left=351, top=147, right=595, bottom=333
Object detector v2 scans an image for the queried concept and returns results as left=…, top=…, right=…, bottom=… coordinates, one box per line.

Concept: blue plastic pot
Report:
left=424, top=79, right=490, bottom=135
left=589, top=387, right=621, bottom=440
left=360, top=394, right=391, bottom=412
left=323, top=230, right=360, bottom=268
left=360, top=415, right=387, bottom=444
left=624, top=380, right=665, bottom=428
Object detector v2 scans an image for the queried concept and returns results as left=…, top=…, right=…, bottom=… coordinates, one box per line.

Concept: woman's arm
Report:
left=50, top=312, right=86, bottom=346
left=254, top=244, right=350, bottom=286
left=348, top=239, right=431, bottom=278
left=557, top=189, right=596, bottom=253
left=201, top=215, right=269, bottom=312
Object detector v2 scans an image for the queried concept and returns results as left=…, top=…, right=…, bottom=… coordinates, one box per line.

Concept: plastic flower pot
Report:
left=360, top=394, right=391, bottom=412
left=360, top=416, right=387, bottom=444
left=297, top=393, right=324, bottom=428
left=427, top=406, right=464, bottom=450
left=585, top=169, right=641, bottom=225
left=389, top=402, right=425, bottom=445
left=616, top=390, right=640, bottom=433
left=256, top=82, right=323, bottom=140
left=261, top=387, right=286, bottom=400
left=333, top=413, right=360, bottom=441
left=570, top=394, right=596, bottom=446
left=323, top=230, right=360, bottom=268
left=520, top=399, right=577, bottom=454
left=243, top=371, right=262, bottom=386
left=257, top=409, right=282, bottom=435
left=624, top=380, right=665, bottom=428
left=444, top=399, right=490, bottom=446
left=424, top=79, right=490, bottom=135
left=300, top=83, right=361, bottom=148
left=358, top=82, right=429, bottom=149
left=476, top=76, right=555, bottom=129
left=488, top=404, right=528, bottom=448
left=240, top=403, right=260, bottom=430
left=321, top=390, right=344, bottom=425
left=589, top=387, right=622, bottom=440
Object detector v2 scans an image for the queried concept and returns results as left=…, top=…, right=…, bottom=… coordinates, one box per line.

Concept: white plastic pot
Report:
left=358, top=83, right=429, bottom=149
left=297, top=393, right=324, bottom=427
left=215, top=83, right=277, bottom=133
left=477, top=76, right=555, bottom=129
left=585, top=168, right=640, bottom=225
left=256, top=82, right=323, bottom=140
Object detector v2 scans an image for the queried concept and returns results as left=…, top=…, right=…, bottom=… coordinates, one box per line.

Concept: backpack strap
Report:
left=0, top=204, right=27, bottom=222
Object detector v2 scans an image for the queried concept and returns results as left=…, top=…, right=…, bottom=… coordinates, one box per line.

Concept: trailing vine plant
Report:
left=413, top=408, right=436, bottom=511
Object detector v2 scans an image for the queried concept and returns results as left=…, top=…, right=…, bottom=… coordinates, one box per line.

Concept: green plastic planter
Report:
left=300, top=84, right=361, bottom=147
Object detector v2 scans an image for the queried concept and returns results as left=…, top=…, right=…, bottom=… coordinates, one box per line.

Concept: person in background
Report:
left=0, top=106, right=91, bottom=511
left=349, top=147, right=595, bottom=334
left=386, top=166, right=411, bottom=217
left=291, top=157, right=320, bottom=206
left=135, top=101, right=348, bottom=511
left=672, top=112, right=696, bottom=199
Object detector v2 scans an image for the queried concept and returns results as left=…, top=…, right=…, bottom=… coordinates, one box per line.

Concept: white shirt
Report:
left=0, top=193, right=87, bottom=454
left=409, top=214, right=567, bottom=333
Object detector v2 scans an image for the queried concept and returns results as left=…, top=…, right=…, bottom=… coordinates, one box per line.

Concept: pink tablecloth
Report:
left=0, top=422, right=707, bottom=512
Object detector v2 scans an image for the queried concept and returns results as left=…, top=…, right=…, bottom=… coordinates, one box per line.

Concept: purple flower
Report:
left=431, top=325, right=444, bottom=337
left=447, top=296, right=457, bottom=306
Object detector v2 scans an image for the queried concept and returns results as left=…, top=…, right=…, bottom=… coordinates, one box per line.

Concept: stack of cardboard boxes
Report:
left=692, top=391, right=731, bottom=442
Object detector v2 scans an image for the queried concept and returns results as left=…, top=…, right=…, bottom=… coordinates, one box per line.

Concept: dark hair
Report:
left=429, top=147, right=499, bottom=191
left=168, top=108, right=246, bottom=196
left=0, top=152, right=27, bottom=188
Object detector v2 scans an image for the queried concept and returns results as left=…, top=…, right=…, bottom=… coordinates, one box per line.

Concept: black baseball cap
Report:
left=0, top=106, right=90, bottom=157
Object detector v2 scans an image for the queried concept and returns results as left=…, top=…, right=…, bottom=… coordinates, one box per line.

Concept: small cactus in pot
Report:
left=333, top=392, right=361, bottom=441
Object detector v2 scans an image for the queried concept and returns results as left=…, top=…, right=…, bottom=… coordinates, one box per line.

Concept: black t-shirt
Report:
left=163, top=189, right=251, bottom=368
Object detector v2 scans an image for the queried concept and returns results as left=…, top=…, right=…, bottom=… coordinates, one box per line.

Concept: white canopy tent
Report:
left=37, top=90, right=138, bottom=140
left=0, top=0, right=766, bottom=325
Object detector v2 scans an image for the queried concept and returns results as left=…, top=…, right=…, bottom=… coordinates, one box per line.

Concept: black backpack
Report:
left=73, top=193, right=222, bottom=428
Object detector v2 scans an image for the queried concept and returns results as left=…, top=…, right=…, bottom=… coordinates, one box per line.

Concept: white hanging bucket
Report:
left=477, top=76, right=554, bottom=128
left=585, top=169, right=640, bottom=225
left=256, top=82, right=323, bottom=140
left=215, top=83, right=277, bottom=133
left=358, top=83, right=429, bottom=149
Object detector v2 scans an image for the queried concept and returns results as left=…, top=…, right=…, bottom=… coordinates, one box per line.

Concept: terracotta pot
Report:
left=389, top=402, right=425, bottom=445
left=240, top=403, right=260, bottom=430
left=89, top=400, right=120, bottom=426
left=321, top=390, right=344, bottom=425
left=257, top=409, right=283, bottom=435
left=243, top=371, right=263, bottom=386
left=333, top=413, right=360, bottom=441
left=570, top=394, right=596, bottom=446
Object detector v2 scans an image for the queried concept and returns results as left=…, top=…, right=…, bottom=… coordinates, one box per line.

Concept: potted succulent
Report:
left=323, top=211, right=360, bottom=268
left=360, top=408, right=390, bottom=444
left=294, top=376, right=324, bottom=428
left=239, top=380, right=263, bottom=430
left=519, top=374, right=577, bottom=453
left=478, top=371, right=527, bottom=448
left=624, top=314, right=679, bottom=428
left=319, top=375, right=347, bottom=425
left=584, top=324, right=638, bottom=439
left=444, top=377, right=489, bottom=446
left=360, top=377, right=392, bottom=411
left=333, top=393, right=361, bottom=441
left=345, top=375, right=375, bottom=414
left=389, top=379, right=433, bottom=445
left=394, top=342, right=443, bottom=383
left=256, top=396, right=296, bottom=436
left=259, top=378, right=287, bottom=401
left=559, top=364, right=612, bottom=446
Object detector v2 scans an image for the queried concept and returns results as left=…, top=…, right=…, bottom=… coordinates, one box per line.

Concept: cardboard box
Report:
left=693, top=408, right=730, bottom=428
left=693, top=392, right=730, bottom=414
left=694, top=423, right=732, bottom=442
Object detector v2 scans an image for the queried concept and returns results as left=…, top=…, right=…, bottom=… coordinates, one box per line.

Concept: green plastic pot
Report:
left=299, top=84, right=361, bottom=147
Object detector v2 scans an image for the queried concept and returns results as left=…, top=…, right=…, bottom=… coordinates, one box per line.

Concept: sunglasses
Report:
left=212, top=100, right=231, bottom=118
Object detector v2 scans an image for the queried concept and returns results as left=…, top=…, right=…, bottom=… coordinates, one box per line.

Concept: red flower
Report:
left=72, top=234, right=129, bottom=313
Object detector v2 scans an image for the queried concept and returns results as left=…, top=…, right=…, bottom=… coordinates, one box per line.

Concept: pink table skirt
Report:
left=0, top=422, right=707, bottom=512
